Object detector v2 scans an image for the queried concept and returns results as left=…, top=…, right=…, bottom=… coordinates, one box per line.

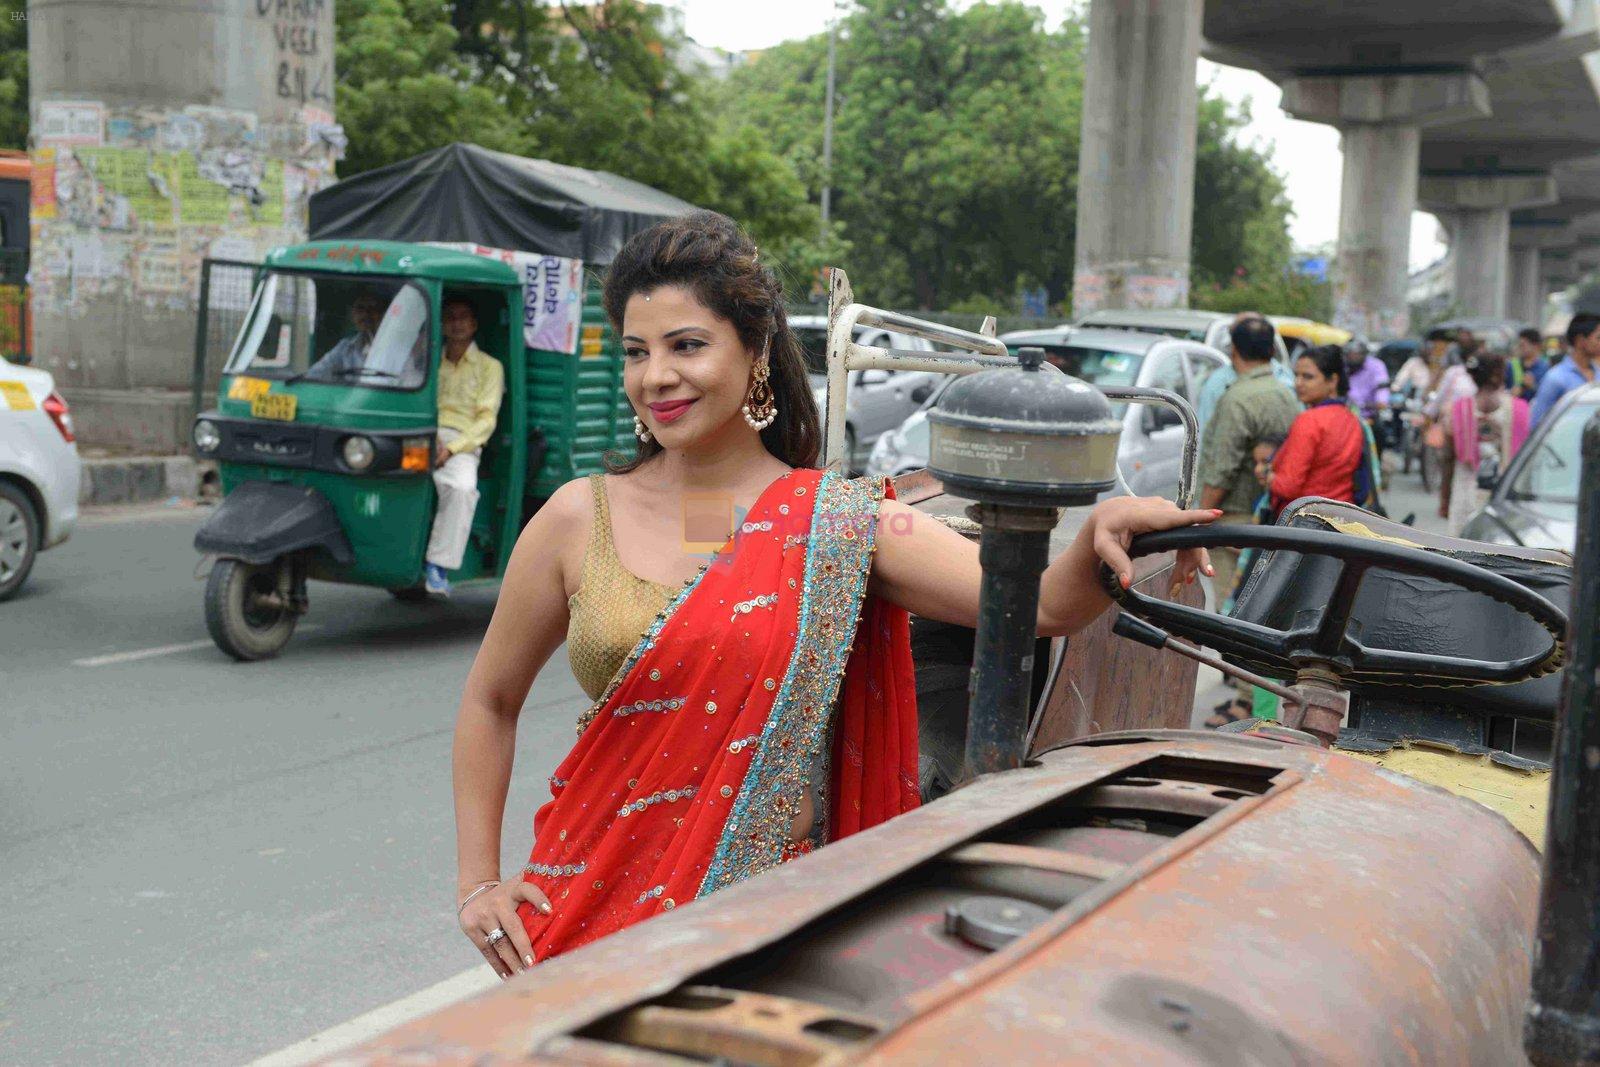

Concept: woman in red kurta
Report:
left=1270, top=345, right=1365, bottom=513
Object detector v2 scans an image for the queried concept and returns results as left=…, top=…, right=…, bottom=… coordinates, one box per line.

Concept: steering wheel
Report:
left=1105, top=525, right=1567, bottom=687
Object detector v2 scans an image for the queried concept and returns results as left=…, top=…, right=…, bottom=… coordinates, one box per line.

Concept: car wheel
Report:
left=0, top=481, right=39, bottom=602
left=205, top=558, right=298, bottom=660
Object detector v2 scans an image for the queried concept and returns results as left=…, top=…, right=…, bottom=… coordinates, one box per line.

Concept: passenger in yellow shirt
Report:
left=426, top=296, right=504, bottom=596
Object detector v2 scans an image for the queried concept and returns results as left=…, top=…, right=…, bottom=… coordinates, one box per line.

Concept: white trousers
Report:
left=427, top=428, right=480, bottom=570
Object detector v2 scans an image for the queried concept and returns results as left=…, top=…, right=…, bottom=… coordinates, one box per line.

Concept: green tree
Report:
left=336, top=0, right=819, bottom=267
left=0, top=0, right=26, bottom=150
left=720, top=0, right=1297, bottom=313
left=335, top=0, right=529, bottom=176
left=721, top=0, right=1085, bottom=309
left=1191, top=88, right=1295, bottom=289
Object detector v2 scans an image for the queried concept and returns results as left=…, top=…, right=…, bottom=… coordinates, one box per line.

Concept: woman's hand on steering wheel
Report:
left=458, top=879, right=552, bottom=978
left=1089, top=497, right=1220, bottom=597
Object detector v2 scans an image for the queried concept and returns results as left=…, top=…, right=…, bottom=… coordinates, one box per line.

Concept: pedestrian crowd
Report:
left=1194, top=310, right=1600, bottom=726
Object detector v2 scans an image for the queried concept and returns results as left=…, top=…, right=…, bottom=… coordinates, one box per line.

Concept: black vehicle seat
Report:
left=1229, top=497, right=1571, bottom=723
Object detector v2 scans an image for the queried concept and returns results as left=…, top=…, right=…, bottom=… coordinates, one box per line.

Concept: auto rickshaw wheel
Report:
left=389, top=585, right=431, bottom=603
left=205, top=558, right=298, bottom=661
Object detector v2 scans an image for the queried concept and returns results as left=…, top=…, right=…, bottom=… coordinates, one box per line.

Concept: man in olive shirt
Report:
left=1198, top=316, right=1300, bottom=607
left=426, top=296, right=505, bottom=596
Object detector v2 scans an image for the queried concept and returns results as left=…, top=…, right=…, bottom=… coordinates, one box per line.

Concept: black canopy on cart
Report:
left=308, top=142, right=695, bottom=266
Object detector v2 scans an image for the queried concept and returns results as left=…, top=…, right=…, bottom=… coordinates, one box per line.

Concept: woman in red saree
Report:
left=452, top=212, right=1215, bottom=976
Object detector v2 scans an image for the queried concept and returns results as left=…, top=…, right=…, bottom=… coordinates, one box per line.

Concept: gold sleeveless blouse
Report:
left=567, top=475, right=679, bottom=701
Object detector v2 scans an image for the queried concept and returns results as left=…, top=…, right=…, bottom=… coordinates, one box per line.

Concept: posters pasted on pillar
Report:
left=424, top=243, right=584, bottom=355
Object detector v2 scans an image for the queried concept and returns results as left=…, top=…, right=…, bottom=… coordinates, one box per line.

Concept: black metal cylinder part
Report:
left=964, top=504, right=1056, bottom=778
left=1526, top=410, right=1600, bottom=1066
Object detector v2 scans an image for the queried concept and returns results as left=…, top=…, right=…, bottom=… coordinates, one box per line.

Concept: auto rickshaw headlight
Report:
left=342, top=435, right=377, bottom=471
left=401, top=436, right=431, bottom=473
left=193, top=419, right=221, bottom=453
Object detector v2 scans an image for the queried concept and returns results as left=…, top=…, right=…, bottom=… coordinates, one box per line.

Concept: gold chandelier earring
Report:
left=742, top=337, right=778, bottom=431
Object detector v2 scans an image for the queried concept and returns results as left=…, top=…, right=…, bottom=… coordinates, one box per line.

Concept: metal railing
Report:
left=190, top=258, right=261, bottom=414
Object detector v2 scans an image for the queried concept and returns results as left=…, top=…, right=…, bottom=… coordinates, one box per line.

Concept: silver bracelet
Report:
left=457, top=880, right=500, bottom=914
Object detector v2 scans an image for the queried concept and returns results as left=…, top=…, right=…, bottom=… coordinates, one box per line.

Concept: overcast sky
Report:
left=667, top=0, right=1448, bottom=269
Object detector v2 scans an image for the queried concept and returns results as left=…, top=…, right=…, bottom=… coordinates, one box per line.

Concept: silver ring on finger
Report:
left=484, top=927, right=507, bottom=947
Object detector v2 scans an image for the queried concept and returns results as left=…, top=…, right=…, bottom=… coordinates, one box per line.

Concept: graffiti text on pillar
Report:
left=257, top=0, right=331, bottom=105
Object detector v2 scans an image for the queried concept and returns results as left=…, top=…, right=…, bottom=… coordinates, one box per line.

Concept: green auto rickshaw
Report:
left=190, top=239, right=639, bottom=659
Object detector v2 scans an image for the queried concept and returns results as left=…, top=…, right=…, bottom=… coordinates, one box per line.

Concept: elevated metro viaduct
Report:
left=1075, top=0, right=1600, bottom=337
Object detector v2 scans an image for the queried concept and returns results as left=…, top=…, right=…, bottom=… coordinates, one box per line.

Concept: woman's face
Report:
left=1294, top=356, right=1338, bottom=405
left=621, top=284, right=757, bottom=451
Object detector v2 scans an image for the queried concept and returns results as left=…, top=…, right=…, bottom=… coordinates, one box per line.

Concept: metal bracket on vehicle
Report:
left=1099, top=385, right=1200, bottom=510
left=821, top=270, right=1201, bottom=509
left=823, top=268, right=1012, bottom=470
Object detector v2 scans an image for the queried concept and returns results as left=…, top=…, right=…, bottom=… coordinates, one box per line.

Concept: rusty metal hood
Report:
left=335, top=732, right=1538, bottom=1066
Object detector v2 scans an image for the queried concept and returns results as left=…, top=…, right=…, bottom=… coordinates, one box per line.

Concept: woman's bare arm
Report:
left=452, top=478, right=586, bottom=898
left=869, top=496, right=1217, bottom=638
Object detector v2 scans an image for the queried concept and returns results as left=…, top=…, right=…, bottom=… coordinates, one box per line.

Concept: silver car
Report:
left=1460, top=383, right=1599, bottom=552
left=790, top=315, right=943, bottom=470
left=867, top=328, right=1226, bottom=501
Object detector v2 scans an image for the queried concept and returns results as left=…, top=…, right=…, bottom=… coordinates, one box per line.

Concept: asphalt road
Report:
left=0, top=503, right=588, bottom=1065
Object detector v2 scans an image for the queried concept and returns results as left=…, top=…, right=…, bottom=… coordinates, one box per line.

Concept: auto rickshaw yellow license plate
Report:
left=251, top=393, right=298, bottom=421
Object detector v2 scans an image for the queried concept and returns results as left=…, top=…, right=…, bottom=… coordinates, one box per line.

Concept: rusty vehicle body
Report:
left=340, top=735, right=1537, bottom=1065
left=328, top=277, right=1595, bottom=1066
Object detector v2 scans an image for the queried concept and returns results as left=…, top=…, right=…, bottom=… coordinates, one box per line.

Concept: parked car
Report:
left=1460, top=382, right=1598, bottom=552
left=1269, top=315, right=1351, bottom=359
left=868, top=328, right=1225, bottom=501
left=790, top=315, right=943, bottom=470
left=1073, top=307, right=1290, bottom=365
left=0, top=357, right=80, bottom=600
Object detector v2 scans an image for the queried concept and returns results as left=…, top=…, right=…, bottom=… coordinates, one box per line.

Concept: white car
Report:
left=0, top=358, right=80, bottom=600
left=789, top=315, right=944, bottom=470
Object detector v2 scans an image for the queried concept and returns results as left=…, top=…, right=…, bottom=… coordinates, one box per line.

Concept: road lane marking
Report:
left=74, top=639, right=218, bottom=666
left=74, top=626, right=322, bottom=667
left=249, top=964, right=498, bottom=1067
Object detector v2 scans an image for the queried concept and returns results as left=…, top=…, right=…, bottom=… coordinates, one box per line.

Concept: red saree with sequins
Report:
left=517, top=469, right=920, bottom=960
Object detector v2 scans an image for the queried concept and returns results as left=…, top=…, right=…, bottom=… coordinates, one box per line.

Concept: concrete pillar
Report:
left=1453, top=209, right=1513, bottom=317
left=29, top=0, right=343, bottom=451
left=1335, top=124, right=1420, bottom=339
left=1281, top=72, right=1490, bottom=340
left=1509, top=243, right=1543, bottom=327
left=1419, top=174, right=1557, bottom=322
left=1072, top=0, right=1201, bottom=313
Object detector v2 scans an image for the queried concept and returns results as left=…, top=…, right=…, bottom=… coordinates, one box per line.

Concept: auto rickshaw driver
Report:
left=425, top=295, right=504, bottom=597
left=305, top=290, right=387, bottom=378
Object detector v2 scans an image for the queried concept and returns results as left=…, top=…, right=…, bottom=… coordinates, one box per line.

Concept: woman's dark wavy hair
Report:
left=1299, top=344, right=1351, bottom=397
left=600, top=211, right=820, bottom=472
